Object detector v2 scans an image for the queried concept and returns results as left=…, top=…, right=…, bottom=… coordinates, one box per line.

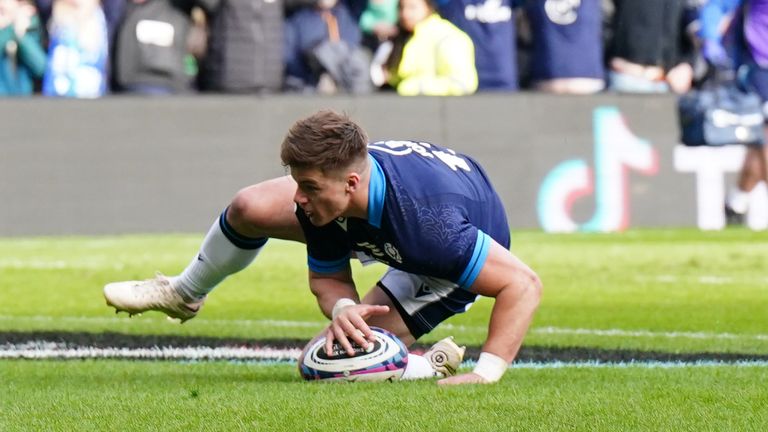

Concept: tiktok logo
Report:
left=538, top=107, right=659, bottom=232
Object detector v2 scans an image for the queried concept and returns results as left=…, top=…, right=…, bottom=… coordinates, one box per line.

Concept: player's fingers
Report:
left=362, top=305, right=390, bottom=341
left=338, top=316, right=369, bottom=351
left=356, top=305, right=389, bottom=341
left=363, top=305, right=390, bottom=317
left=324, top=327, right=336, bottom=356
left=347, top=314, right=373, bottom=347
left=332, top=322, right=356, bottom=356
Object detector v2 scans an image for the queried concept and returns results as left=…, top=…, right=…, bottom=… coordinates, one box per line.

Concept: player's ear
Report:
left=346, top=173, right=361, bottom=192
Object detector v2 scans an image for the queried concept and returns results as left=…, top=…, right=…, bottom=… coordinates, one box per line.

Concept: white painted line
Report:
left=531, top=326, right=768, bottom=341
left=654, top=275, right=678, bottom=283
left=2, top=315, right=768, bottom=342
left=699, top=276, right=732, bottom=284
left=636, top=274, right=768, bottom=284
left=504, top=360, right=768, bottom=369
left=2, top=343, right=767, bottom=369
left=0, top=315, right=327, bottom=328
left=0, top=259, right=126, bottom=270
left=0, top=342, right=301, bottom=360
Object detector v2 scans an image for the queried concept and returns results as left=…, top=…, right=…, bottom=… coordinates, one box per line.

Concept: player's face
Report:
left=291, top=167, right=351, bottom=226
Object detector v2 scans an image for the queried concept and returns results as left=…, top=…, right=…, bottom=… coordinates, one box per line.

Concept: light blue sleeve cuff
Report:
left=457, top=230, right=492, bottom=289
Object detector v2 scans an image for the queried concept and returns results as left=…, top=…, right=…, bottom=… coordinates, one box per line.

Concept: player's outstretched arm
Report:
left=309, top=269, right=389, bottom=357
left=438, top=240, right=542, bottom=386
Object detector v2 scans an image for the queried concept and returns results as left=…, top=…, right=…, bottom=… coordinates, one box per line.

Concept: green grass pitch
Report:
left=1, top=229, right=768, bottom=430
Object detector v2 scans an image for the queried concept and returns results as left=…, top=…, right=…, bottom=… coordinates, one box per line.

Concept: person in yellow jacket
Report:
left=382, top=0, right=478, bottom=96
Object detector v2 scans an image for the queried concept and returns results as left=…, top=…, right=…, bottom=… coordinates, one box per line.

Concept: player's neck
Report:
left=344, top=170, right=371, bottom=220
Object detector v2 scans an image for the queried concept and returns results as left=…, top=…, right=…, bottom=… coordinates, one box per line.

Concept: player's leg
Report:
left=175, top=176, right=305, bottom=301
left=362, top=269, right=474, bottom=379
left=104, top=176, right=304, bottom=320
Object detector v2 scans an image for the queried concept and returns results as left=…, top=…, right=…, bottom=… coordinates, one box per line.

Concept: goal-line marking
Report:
left=2, top=342, right=768, bottom=369
left=2, top=314, right=767, bottom=342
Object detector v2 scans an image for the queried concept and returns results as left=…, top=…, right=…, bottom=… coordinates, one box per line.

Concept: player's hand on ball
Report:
left=326, top=304, right=389, bottom=357
left=437, top=372, right=490, bottom=386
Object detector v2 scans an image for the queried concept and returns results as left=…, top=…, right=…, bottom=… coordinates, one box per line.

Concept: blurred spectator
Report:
left=284, top=0, right=371, bottom=94
left=343, top=0, right=366, bottom=20
left=113, top=0, right=219, bottom=94
left=284, top=0, right=317, bottom=16
left=699, top=0, right=768, bottom=224
left=0, top=0, right=46, bottom=96
left=607, top=0, right=698, bottom=94
left=101, top=0, right=126, bottom=44
left=36, top=0, right=127, bottom=94
left=359, top=0, right=398, bottom=51
left=523, top=0, right=605, bottom=94
left=42, top=0, right=108, bottom=98
left=437, top=0, right=518, bottom=91
left=376, top=0, right=477, bottom=95
left=198, top=0, right=284, bottom=93
left=35, top=0, right=124, bottom=42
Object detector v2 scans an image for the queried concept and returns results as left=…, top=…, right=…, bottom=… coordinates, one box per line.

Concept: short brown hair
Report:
left=280, top=110, right=369, bottom=173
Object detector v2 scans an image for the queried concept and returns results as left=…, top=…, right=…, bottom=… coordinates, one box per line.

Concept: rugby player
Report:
left=105, top=110, right=541, bottom=384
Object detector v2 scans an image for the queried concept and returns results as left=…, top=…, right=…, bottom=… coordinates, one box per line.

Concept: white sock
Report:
left=727, top=187, right=750, bottom=214
left=176, top=209, right=266, bottom=300
left=400, top=354, right=439, bottom=380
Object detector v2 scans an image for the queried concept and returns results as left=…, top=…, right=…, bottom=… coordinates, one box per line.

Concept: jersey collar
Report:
left=367, top=154, right=386, bottom=228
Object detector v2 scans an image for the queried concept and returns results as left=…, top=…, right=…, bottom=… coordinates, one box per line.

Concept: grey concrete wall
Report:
left=0, top=94, right=744, bottom=236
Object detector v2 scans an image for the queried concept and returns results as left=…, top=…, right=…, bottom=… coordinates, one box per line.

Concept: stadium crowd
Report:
left=1, top=0, right=723, bottom=97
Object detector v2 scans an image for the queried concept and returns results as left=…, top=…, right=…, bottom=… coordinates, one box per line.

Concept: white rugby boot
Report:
left=424, top=336, right=466, bottom=377
left=103, top=274, right=205, bottom=323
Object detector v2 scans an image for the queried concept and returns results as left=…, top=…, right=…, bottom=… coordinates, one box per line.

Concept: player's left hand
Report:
left=325, top=303, right=389, bottom=357
left=437, top=372, right=490, bottom=386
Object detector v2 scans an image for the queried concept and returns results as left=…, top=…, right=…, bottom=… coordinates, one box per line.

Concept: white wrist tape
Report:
left=331, top=298, right=356, bottom=320
left=473, top=352, right=508, bottom=383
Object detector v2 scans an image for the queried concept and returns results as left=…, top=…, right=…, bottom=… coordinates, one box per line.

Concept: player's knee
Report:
left=530, top=273, right=543, bottom=303
left=520, top=271, right=543, bottom=308
left=228, top=187, right=270, bottom=230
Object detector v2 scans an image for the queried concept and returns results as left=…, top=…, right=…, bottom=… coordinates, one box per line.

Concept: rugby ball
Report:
left=299, top=327, right=409, bottom=382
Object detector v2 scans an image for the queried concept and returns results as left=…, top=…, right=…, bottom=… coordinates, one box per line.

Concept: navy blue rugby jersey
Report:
left=296, top=140, right=510, bottom=290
